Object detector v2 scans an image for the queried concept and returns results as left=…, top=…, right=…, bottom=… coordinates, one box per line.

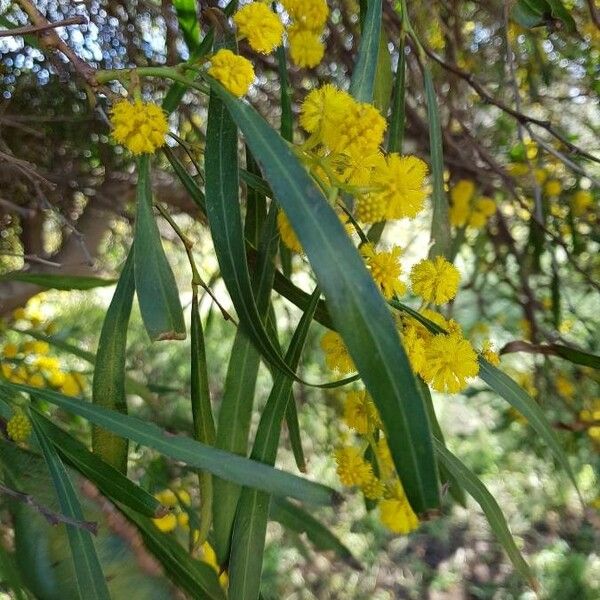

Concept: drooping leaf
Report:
left=0, top=272, right=116, bottom=290
left=387, top=36, right=406, bottom=153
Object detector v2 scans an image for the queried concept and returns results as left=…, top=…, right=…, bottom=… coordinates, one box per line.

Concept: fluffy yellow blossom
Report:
left=544, top=179, right=562, bottom=197
left=233, top=3, right=284, bottom=54
left=277, top=210, right=302, bottom=253
left=361, top=473, right=385, bottom=500
left=334, top=446, right=373, bottom=487
left=420, top=308, right=461, bottom=334
left=2, top=343, right=18, bottom=359
left=334, top=147, right=385, bottom=186
left=7, top=412, right=31, bottom=443
left=361, top=244, right=406, bottom=299
left=410, top=256, right=460, bottom=305
left=449, top=180, right=475, bottom=227
left=357, top=154, right=428, bottom=223
left=320, top=331, right=355, bottom=374
left=343, top=389, right=380, bottom=434
left=468, top=196, right=496, bottom=229
left=60, top=372, right=85, bottom=396
left=481, top=340, right=500, bottom=366
left=110, top=99, right=168, bottom=155
left=376, top=438, right=395, bottom=478
left=378, top=481, right=419, bottom=534
left=282, top=0, right=329, bottom=29
left=401, top=325, right=427, bottom=376
left=208, top=49, right=255, bottom=97
left=299, top=84, right=352, bottom=136
left=572, top=190, right=593, bottom=216
left=287, top=26, right=324, bottom=68
left=421, top=332, right=479, bottom=393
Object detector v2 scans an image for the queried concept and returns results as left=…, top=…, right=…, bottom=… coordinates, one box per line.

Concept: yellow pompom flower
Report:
left=544, top=179, right=562, bottom=197
left=208, top=49, right=255, bottom=97
left=299, top=84, right=353, bottom=135
left=277, top=210, right=302, bottom=253
left=233, top=3, right=284, bottom=54
left=361, top=244, right=406, bottom=299
left=376, top=438, right=395, bottom=478
left=357, top=154, right=428, bottom=223
left=343, top=389, right=380, bottom=434
left=334, top=147, right=385, bottom=186
left=422, top=332, right=479, bottom=393
left=378, top=481, right=419, bottom=534
left=110, top=99, right=168, bottom=155
left=410, top=256, right=460, bottom=305
left=572, top=190, right=593, bottom=216
left=320, top=331, right=355, bottom=374
left=401, top=325, right=427, bottom=376
left=481, top=340, right=500, bottom=366
left=361, top=473, right=385, bottom=500
left=282, top=0, right=329, bottom=30
left=334, top=446, right=373, bottom=487
left=7, top=412, right=32, bottom=443
left=449, top=179, right=475, bottom=227
left=2, top=343, right=18, bottom=359
left=287, top=26, right=324, bottom=68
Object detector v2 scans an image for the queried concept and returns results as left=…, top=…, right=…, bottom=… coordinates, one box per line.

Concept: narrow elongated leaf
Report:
left=372, top=30, right=393, bottom=114
left=172, top=0, right=200, bottom=51
left=208, top=82, right=440, bottom=513
left=2, top=382, right=338, bottom=507
left=164, top=146, right=206, bottom=212
left=30, top=412, right=111, bottom=600
left=285, top=395, right=306, bottom=472
left=387, top=36, right=406, bottom=153
left=134, top=155, right=186, bottom=341
left=350, top=0, right=383, bottom=102
left=0, top=272, right=116, bottom=290
left=92, top=248, right=134, bottom=473
left=228, top=288, right=321, bottom=600
left=120, top=506, right=226, bottom=600
left=424, top=66, right=450, bottom=259
left=270, top=497, right=360, bottom=569
left=33, top=410, right=163, bottom=518
left=434, top=440, right=536, bottom=587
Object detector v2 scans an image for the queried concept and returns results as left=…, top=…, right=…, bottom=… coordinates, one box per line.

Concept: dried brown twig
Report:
left=0, top=15, right=87, bottom=38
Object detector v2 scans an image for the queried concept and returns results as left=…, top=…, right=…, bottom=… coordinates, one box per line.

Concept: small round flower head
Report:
left=299, top=84, right=353, bottom=135
left=421, top=332, right=479, bottom=393
left=361, top=244, right=406, bottom=299
left=410, top=256, right=460, bottom=305
left=467, top=196, right=496, bottom=229
left=287, top=26, right=324, bottom=68
left=7, top=412, right=31, bottom=443
left=233, top=3, right=284, bottom=54
left=208, top=49, right=255, bottom=97
left=2, top=343, right=18, bottom=359
left=282, top=0, right=329, bottom=30
left=572, top=189, right=593, bottom=216
left=110, top=99, right=168, bottom=155
left=361, top=473, right=385, bottom=500
left=378, top=480, right=419, bottom=534
left=544, top=179, right=562, bottom=197
left=401, top=325, right=427, bottom=377
left=376, top=438, right=395, bottom=478
left=343, top=389, right=380, bottom=434
left=320, top=331, right=355, bottom=374
left=152, top=512, right=178, bottom=533
left=277, top=210, right=302, bottom=253
left=357, top=154, right=428, bottom=223
left=481, top=340, right=500, bottom=366
left=335, top=147, right=385, bottom=186
left=449, top=179, right=475, bottom=227
left=334, top=446, right=373, bottom=487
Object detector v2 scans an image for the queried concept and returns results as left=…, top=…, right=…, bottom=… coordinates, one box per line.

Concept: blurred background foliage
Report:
left=0, top=0, right=599, bottom=598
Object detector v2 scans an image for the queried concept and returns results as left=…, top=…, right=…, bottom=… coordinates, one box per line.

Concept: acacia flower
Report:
left=7, top=412, right=31, bottom=443
left=233, top=3, right=284, bottom=54
left=572, top=189, right=593, bottom=216
left=544, top=179, right=562, bottom=196
left=277, top=210, right=302, bottom=253
left=334, top=446, right=373, bottom=487
left=481, top=340, right=500, bottom=366
left=343, top=389, right=380, bottom=434
left=421, top=332, right=479, bottom=393
left=378, top=481, right=419, bottom=534
left=110, top=99, right=168, bottom=155
left=208, top=49, right=255, bottom=97
left=410, top=256, right=460, bottom=305
left=287, top=26, right=324, bottom=68
left=449, top=179, right=475, bottom=227
left=361, top=244, right=406, bottom=299
left=320, top=331, right=355, bottom=374
left=299, top=84, right=353, bottom=135
left=282, top=0, right=329, bottom=29
left=361, top=473, right=385, bottom=500
left=467, top=196, right=496, bottom=229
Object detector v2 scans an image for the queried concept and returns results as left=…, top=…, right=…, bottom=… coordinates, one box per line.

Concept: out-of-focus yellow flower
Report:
left=571, top=190, right=593, bottom=216
left=320, top=331, right=355, bottom=374
left=2, top=343, right=18, bottom=359
left=287, top=26, right=324, bottom=68
left=544, top=179, right=562, bottom=197
left=378, top=481, right=419, bottom=534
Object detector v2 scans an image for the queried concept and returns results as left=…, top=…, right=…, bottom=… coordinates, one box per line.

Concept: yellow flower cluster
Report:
left=410, top=255, right=460, bottom=305
left=580, top=399, right=600, bottom=443
left=152, top=488, right=191, bottom=533
left=208, top=49, right=255, bottom=98
left=334, top=389, right=419, bottom=534
left=110, top=99, right=168, bottom=155
left=320, top=331, right=355, bottom=374
left=299, top=84, right=428, bottom=224
left=449, top=179, right=496, bottom=229
left=571, top=189, right=593, bottom=217
left=283, top=0, right=328, bottom=68
left=233, top=3, right=284, bottom=54
left=6, top=412, right=32, bottom=443
left=360, top=244, right=406, bottom=299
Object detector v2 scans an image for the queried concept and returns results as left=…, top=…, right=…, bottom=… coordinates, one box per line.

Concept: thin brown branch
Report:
left=0, top=15, right=87, bottom=38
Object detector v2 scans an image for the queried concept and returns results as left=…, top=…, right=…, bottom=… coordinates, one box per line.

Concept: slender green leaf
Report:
left=164, top=146, right=206, bottom=212
left=0, top=272, right=116, bottom=290
left=350, top=0, right=383, bottom=102
left=387, top=36, right=406, bottom=153
left=172, top=0, right=200, bottom=51
left=372, top=30, right=393, bottom=114
left=92, top=248, right=134, bottom=473
left=134, top=155, right=186, bottom=341
left=424, top=66, right=450, bottom=259
left=30, top=412, right=111, bottom=600
left=270, top=497, right=360, bottom=569
left=228, top=287, right=321, bottom=600
left=32, top=411, right=164, bottom=518
left=285, top=395, right=306, bottom=472
left=208, top=82, right=440, bottom=513
left=120, top=506, right=226, bottom=600
left=2, top=382, right=339, bottom=507
left=434, top=440, right=536, bottom=587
